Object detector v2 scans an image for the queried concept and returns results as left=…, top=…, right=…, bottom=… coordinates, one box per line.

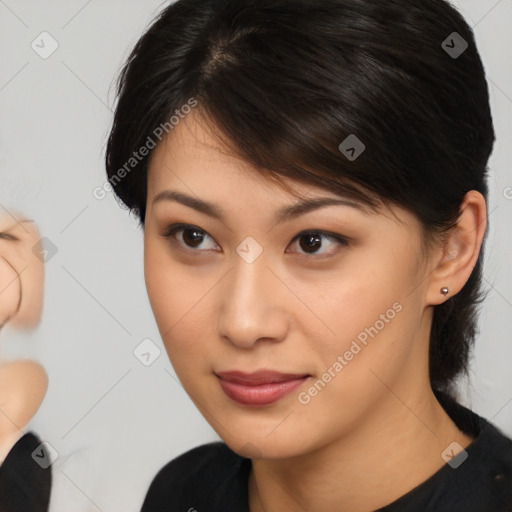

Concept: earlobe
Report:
left=426, top=190, right=487, bottom=306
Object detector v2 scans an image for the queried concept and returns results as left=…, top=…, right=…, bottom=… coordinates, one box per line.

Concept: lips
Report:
left=215, top=370, right=310, bottom=406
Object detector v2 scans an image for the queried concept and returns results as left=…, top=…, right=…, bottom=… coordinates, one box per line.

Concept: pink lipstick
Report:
left=216, top=370, right=310, bottom=406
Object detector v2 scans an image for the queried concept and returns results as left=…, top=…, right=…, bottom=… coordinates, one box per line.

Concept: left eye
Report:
left=287, top=230, right=348, bottom=257
left=161, top=224, right=348, bottom=258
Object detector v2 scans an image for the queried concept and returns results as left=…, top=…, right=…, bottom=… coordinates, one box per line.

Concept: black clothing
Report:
left=140, top=390, right=512, bottom=511
left=0, top=432, right=52, bottom=512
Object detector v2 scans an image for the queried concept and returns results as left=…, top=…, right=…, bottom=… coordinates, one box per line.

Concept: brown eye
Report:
left=298, top=232, right=323, bottom=253
left=161, top=224, right=219, bottom=251
left=287, top=230, right=348, bottom=258
left=0, top=232, right=19, bottom=242
left=161, top=224, right=348, bottom=259
left=180, top=227, right=206, bottom=248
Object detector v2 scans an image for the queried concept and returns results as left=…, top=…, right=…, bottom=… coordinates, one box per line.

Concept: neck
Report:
left=248, top=386, right=473, bottom=512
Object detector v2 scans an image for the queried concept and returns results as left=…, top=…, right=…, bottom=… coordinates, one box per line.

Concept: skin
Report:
left=144, top=111, right=486, bottom=512
left=0, top=214, right=47, bottom=464
left=0, top=214, right=44, bottom=328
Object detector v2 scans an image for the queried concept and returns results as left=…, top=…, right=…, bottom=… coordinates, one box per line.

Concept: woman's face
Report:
left=144, top=112, right=438, bottom=459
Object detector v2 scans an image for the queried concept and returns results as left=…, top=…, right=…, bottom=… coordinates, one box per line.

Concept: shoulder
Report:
left=0, top=360, right=48, bottom=396
left=0, top=431, right=52, bottom=511
left=0, top=361, right=48, bottom=425
left=140, top=441, right=250, bottom=511
left=421, top=390, right=512, bottom=509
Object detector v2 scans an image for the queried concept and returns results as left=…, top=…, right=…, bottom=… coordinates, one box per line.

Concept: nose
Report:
left=217, top=249, right=289, bottom=349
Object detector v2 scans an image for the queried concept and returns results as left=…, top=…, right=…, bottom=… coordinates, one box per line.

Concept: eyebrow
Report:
left=152, top=190, right=367, bottom=225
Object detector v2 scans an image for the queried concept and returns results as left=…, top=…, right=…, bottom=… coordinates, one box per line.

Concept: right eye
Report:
left=0, top=232, right=18, bottom=241
left=160, top=224, right=220, bottom=252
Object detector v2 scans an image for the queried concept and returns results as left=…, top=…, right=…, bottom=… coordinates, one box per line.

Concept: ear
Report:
left=0, top=213, right=44, bottom=329
left=425, top=190, right=487, bottom=306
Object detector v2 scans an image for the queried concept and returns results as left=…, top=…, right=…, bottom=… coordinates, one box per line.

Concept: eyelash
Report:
left=0, top=232, right=18, bottom=241
left=160, top=223, right=349, bottom=259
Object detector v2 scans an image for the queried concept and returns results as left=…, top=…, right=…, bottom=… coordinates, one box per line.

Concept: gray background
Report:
left=0, top=1, right=511, bottom=510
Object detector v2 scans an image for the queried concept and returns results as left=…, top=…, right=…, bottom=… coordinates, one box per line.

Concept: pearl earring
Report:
left=441, top=287, right=449, bottom=296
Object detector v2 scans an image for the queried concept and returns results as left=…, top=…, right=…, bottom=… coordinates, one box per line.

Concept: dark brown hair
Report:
left=105, top=0, right=494, bottom=397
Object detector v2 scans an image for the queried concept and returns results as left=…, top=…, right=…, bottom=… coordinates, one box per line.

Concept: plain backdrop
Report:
left=0, top=1, right=511, bottom=511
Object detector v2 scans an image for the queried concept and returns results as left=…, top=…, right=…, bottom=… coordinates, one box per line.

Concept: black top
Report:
left=140, top=390, right=512, bottom=512
left=0, top=432, right=52, bottom=512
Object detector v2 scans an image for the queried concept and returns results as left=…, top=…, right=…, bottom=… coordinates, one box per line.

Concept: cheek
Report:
left=144, top=240, right=186, bottom=355
left=301, top=248, right=421, bottom=382
left=143, top=237, right=214, bottom=372
left=144, top=237, right=192, bottom=329
left=297, top=263, right=404, bottom=347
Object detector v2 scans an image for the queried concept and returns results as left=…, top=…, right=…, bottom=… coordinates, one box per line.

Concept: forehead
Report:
left=147, top=111, right=325, bottom=200
left=145, top=110, right=414, bottom=233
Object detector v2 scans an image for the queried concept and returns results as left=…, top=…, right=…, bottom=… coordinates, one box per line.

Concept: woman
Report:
left=105, top=0, right=512, bottom=510
left=0, top=214, right=52, bottom=512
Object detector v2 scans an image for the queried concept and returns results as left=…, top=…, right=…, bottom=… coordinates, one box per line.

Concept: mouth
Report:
left=215, top=370, right=311, bottom=406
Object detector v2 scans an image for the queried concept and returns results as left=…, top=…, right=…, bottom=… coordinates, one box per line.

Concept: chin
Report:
left=217, top=424, right=316, bottom=461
